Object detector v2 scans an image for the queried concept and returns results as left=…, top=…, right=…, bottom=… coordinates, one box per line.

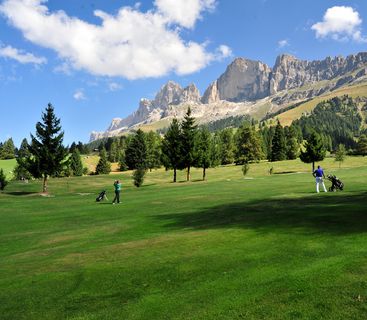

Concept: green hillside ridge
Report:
left=271, top=83, right=367, bottom=126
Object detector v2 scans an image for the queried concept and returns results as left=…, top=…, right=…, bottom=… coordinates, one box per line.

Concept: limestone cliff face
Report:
left=270, top=52, right=367, bottom=94
left=201, top=80, right=220, bottom=104
left=216, top=58, right=272, bottom=102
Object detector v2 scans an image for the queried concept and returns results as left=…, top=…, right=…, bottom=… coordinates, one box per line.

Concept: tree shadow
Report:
left=5, top=191, right=39, bottom=196
left=152, top=192, right=367, bottom=235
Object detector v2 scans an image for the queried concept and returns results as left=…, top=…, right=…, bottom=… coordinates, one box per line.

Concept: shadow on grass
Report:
left=5, top=191, right=39, bottom=196
left=153, top=192, right=367, bottom=235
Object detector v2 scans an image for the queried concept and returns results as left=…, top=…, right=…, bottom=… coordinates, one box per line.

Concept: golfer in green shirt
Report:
left=112, top=180, right=121, bottom=204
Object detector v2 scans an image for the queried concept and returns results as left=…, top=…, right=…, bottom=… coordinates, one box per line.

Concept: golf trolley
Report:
left=326, top=174, right=344, bottom=192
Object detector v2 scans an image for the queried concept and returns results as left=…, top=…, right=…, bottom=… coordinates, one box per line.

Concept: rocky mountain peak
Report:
left=201, top=80, right=220, bottom=104
left=217, top=57, right=272, bottom=102
left=153, top=81, right=184, bottom=108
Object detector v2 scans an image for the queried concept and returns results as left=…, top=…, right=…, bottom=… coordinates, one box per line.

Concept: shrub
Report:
left=0, top=169, right=8, bottom=191
left=133, top=167, right=146, bottom=187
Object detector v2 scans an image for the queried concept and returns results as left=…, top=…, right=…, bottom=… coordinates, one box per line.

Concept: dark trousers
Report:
left=113, top=191, right=120, bottom=203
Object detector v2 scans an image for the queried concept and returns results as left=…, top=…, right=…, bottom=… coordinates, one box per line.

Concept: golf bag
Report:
left=96, top=190, right=107, bottom=202
left=327, top=174, right=344, bottom=192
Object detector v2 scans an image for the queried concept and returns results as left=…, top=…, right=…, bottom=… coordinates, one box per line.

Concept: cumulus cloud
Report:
left=0, top=45, right=46, bottom=64
left=277, top=39, right=289, bottom=48
left=216, top=45, right=232, bottom=59
left=311, top=6, right=367, bottom=42
left=73, top=89, right=86, bottom=101
left=0, top=0, right=229, bottom=79
left=155, top=0, right=216, bottom=29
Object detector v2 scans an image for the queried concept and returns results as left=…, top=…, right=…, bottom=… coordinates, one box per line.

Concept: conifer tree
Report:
left=335, top=144, right=346, bottom=168
left=234, top=124, right=264, bottom=164
left=357, top=135, right=367, bottom=156
left=95, top=148, right=111, bottom=174
left=70, top=149, right=84, bottom=176
left=300, top=131, right=326, bottom=172
left=180, top=108, right=198, bottom=181
left=218, top=128, right=235, bottom=164
left=24, top=103, right=68, bottom=192
left=125, top=129, right=147, bottom=170
left=146, top=131, right=162, bottom=171
left=161, top=118, right=182, bottom=182
left=195, top=127, right=212, bottom=181
left=271, top=121, right=286, bottom=162
left=285, top=126, right=300, bottom=160
left=0, top=138, right=16, bottom=159
left=0, top=168, right=8, bottom=191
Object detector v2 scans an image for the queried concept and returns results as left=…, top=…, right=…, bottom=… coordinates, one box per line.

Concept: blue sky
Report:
left=0, top=0, right=367, bottom=147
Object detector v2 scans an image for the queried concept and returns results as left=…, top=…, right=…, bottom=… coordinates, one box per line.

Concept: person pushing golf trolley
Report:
left=313, top=165, right=327, bottom=193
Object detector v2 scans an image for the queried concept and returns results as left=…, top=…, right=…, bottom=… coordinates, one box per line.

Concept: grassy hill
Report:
left=1, top=157, right=367, bottom=319
left=0, top=159, right=16, bottom=179
left=270, top=83, right=367, bottom=126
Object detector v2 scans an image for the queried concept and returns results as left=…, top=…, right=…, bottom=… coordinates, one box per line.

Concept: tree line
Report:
left=5, top=96, right=367, bottom=191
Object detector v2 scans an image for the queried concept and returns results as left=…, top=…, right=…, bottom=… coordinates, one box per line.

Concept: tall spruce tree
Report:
left=146, top=131, right=162, bottom=171
left=0, top=138, right=16, bottom=159
left=180, top=108, right=197, bottom=181
left=195, top=127, right=212, bottom=181
left=219, top=128, right=235, bottom=165
left=161, top=118, right=182, bottom=182
left=234, top=124, right=264, bottom=164
left=300, top=131, right=326, bottom=172
left=271, top=121, right=286, bottom=162
left=125, top=129, right=147, bottom=170
left=24, top=103, right=68, bottom=192
left=95, top=148, right=111, bottom=174
left=285, top=126, right=300, bottom=160
left=70, top=149, right=84, bottom=176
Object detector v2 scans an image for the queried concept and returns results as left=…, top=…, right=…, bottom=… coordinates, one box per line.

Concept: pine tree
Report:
left=195, top=127, right=212, bottom=181
left=125, top=129, right=147, bottom=170
left=118, top=153, right=128, bottom=171
left=14, top=138, right=32, bottom=180
left=285, top=126, right=299, bottom=160
left=70, top=149, right=84, bottom=176
left=161, top=118, right=182, bottom=183
left=95, top=148, right=111, bottom=174
left=180, top=108, right=198, bottom=181
left=218, top=128, right=235, bottom=164
left=271, top=121, right=286, bottom=162
left=0, top=138, right=16, bottom=159
left=300, top=131, right=326, bottom=172
left=335, top=144, right=346, bottom=168
left=17, top=138, right=30, bottom=158
left=234, top=124, right=264, bottom=164
left=24, top=103, right=68, bottom=193
left=357, top=135, right=367, bottom=156
left=0, top=169, right=8, bottom=191
left=133, top=167, right=146, bottom=187
left=146, top=131, right=162, bottom=171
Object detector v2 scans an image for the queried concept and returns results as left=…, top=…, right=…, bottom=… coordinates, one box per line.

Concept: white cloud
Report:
left=0, top=0, right=229, bottom=79
left=277, top=39, right=289, bottom=48
left=0, top=45, right=46, bottom=64
left=73, top=89, right=86, bottom=101
left=155, top=0, right=216, bottom=29
left=108, top=82, right=123, bottom=91
left=216, top=45, right=232, bottom=59
left=311, top=6, right=367, bottom=42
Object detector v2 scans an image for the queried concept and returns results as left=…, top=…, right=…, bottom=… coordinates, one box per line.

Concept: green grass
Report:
left=0, top=159, right=16, bottom=179
left=1, top=157, right=367, bottom=319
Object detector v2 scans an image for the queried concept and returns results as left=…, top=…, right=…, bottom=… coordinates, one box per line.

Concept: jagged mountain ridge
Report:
left=90, top=52, right=367, bottom=141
